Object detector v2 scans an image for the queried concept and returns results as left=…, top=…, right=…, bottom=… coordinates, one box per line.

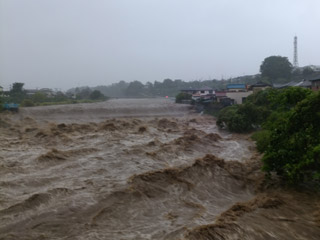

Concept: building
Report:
left=180, top=87, right=215, bottom=101
left=39, top=88, right=54, bottom=97
left=215, top=91, right=227, bottom=102
left=226, top=91, right=253, bottom=104
left=25, top=89, right=38, bottom=96
left=309, top=76, right=320, bottom=91
left=248, top=82, right=272, bottom=93
left=225, top=83, right=253, bottom=104
left=226, top=84, right=247, bottom=92
left=25, top=88, right=55, bottom=97
left=273, top=79, right=314, bottom=89
left=295, top=79, right=312, bottom=89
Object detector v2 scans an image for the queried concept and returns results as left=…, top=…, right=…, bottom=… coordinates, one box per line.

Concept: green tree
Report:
left=31, top=92, right=47, bottom=103
left=217, top=103, right=269, bottom=133
left=125, top=81, right=144, bottom=97
left=89, top=90, right=105, bottom=100
left=11, top=82, right=24, bottom=93
left=260, top=56, right=293, bottom=83
left=21, top=99, right=35, bottom=107
left=267, top=87, right=312, bottom=111
left=163, top=78, right=174, bottom=88
left=10, top=82, right=25, bottom=103
left=302, top=67, right=315, bottom=78
left=217, top=90, right=272, bottom=133
left=53, top=91, right=68, bottom=102
left=262, top=92, right=320, bottom=184
left=175, top=92, right=192, bottom=103
left=76, top=87, right=92, bottom=99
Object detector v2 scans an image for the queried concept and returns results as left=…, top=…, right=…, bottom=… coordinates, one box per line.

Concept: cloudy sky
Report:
left=0, top=0, right=319, bottom=90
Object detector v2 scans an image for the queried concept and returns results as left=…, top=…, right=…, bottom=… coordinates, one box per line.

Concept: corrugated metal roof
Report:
left=309, top=76, right=320, bottom=81
left=273, top=80, right=312, bottom=88
left=296, top=80, right=311, bottom=87
left=181, top=87, right=213, bottom=91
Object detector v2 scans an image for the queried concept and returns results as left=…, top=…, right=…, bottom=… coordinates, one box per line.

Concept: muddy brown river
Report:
left=0, top=99, right=319, bottom=239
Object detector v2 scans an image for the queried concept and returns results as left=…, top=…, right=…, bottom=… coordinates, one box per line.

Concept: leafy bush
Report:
left=90, top=90, right=106, bottom=100
left=175, top=92, right=192, bottom=103
left=21, top=99, right=35, bottom=107
left=245, top=88, right=272, bottom=106
left=271, top=87, right=311, bottom=111
left=218, top=87, right=320, bottom=185
left=31, top=92, right=48, bottom=103
left=251, top=130, right=271, bottom=152
left=217, top=105, right=248, bottom=132
left=217, top=87, right=311, bottom=133
left=261, top=92, right=320, bottom=184
left=217, top=103, right=269, bottom=132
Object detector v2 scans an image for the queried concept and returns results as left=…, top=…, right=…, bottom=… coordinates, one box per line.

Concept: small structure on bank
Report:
left=248, top=82, right=272, bottom=93
left=273, top=81, right=310, bottom=89
left=180, top=87, right=215, bottom=101
left=272, top=75, right=320, bottom=91
left=178, top=76, right=320, bottom=106
left=294, top=80, right=312, bottom=89
left=226, top=84, right=247, bottom=92
left=25, top=88, right=55, bottom=97
left=225, top=83, right=253, bottom=104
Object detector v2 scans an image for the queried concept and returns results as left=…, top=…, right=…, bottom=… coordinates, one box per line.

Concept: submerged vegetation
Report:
left=217, top=87, right=320, bottom=185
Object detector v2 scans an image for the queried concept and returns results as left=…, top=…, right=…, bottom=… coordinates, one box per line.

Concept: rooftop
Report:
left=250, top=82, right=272, bottom=87
left=181, top=87, right=213, bottom=91
left=273, top=80, right=312, bottom=89
left=308, top=75, right=320, bottom=81
left=226, top=84, right=246, bottom=89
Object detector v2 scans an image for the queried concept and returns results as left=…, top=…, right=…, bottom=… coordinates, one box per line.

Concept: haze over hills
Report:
left=1, top=1, right=320, bottom=90
left=67, top=63, right=320, bottom=98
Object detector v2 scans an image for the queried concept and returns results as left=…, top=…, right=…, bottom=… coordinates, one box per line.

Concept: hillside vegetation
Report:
left=217, top=87, right=320, bottom=185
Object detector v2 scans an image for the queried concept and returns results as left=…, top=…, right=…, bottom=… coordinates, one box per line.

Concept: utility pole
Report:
left=293, top=36, right=299, bottom=68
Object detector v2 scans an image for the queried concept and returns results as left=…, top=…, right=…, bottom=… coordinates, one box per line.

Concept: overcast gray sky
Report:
left=1, top=0, right=319, bottom=90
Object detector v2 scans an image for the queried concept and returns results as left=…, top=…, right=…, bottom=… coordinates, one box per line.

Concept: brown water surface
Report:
left=0, top=99, right=319, bottom=239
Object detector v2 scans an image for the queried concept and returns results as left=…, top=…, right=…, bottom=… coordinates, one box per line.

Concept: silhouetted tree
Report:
left=76, top=87, right=92, bottom=99
left=302, top=67, right=315, bottom=78
left=90, top=90, right=105, bottom=100
left=260, top=56, right=293, bottom=83
left=31, top=92, right=47, bottom=103
left=125, top=81, right=144, bottom=97
left=9, top=82, right=25, bottom=103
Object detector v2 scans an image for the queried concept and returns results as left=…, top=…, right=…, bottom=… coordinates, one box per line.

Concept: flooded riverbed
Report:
left=0, top=99, right=319, bottom=239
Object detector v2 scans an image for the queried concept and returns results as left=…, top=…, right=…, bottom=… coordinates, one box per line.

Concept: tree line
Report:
left=0, top=82, right=107, bottom=109
left=2, top=55, right=318, bottom=106
left=68, top=56, right=319, bottom=98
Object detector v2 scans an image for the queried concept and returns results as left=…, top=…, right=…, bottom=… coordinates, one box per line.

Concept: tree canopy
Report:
left=218, top=87, right=320, bottom=185
left=125, top=81, right=145, bottom=97
left=262, top=91, right=320, bottom=184
left=89, top=90, right=105, bottom=100
left=260, top=56, right=293, bottom=83
left=9, top=82, right=25, bottom=103
left=302, top=67, right=315, bottom=78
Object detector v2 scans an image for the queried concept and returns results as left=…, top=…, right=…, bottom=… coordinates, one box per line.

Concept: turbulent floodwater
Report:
left=0, top=99, right=320, bottom=240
